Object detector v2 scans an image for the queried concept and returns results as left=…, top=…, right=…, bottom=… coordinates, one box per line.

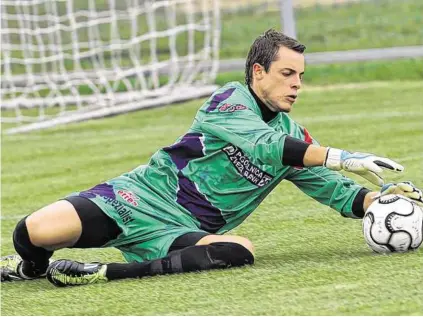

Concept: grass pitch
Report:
left=220, top=0, right=423, bottom=58
left=1, top=81, right=423, bottom=315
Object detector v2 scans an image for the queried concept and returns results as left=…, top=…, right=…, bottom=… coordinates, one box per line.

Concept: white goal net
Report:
left=1, top=0, right=220, bottom=134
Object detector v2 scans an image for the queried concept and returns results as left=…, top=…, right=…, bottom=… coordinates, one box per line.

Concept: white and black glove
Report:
left=375, top=181, right=423, bottom=206
left=324, top=148, right=404, bottom=186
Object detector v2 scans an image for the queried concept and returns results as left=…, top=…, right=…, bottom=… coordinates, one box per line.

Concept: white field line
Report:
left=302, top=81, right=423, bottom=92
left=6, top=102, right=423, bottom=142
left=297, top=111, right=422, bottom=124
left=3, top=81, right=422, bottom=138
left=392, top=155, right=423, bottom=163
left=1, top=214, right=27, bottom=220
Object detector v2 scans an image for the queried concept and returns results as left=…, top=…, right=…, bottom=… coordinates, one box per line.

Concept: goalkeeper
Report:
left=2, top=29, right=422, bottom=287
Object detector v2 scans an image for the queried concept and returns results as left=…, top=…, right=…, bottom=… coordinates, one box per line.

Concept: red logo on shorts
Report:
left=117, top=190, right=139, bottom=206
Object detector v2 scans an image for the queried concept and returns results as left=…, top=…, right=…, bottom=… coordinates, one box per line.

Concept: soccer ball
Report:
left=362, top=194, right=423, bottom=253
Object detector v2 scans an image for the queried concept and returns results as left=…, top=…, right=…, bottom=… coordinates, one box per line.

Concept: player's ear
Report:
left=252, top=63, right=265, bottom=81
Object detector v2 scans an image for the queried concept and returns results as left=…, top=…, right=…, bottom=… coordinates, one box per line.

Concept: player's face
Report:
left=253, top=46, right=305, bottom=113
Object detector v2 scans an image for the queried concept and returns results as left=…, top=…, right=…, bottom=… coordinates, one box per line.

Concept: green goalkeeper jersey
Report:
left=123, top=82, right=366, bottom=234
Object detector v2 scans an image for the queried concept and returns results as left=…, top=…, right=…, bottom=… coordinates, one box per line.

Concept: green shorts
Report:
left=67, top=176, right=208, bottom=263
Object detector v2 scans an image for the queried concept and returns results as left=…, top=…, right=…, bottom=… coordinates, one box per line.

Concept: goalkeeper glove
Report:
left=376, top=181, right=423, bottom=206
left=324, top=148, right=404, bottom=186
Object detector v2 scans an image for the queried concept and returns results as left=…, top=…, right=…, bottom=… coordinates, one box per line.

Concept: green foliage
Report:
left=2, top=81, right=423, bottom=315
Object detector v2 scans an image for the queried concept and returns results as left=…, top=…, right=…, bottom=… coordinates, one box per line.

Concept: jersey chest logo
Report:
left=223, top=145, right=273, bottom=187
left=218, top=103, right=247, bottom=112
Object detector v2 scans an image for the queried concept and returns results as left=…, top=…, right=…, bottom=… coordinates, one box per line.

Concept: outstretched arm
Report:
left=201, top=106, right=403, bottom=187
left=303, top=145, right=404, bottom=186
left=351, top=181, right=423, bottom=215
left=286, top=166, right=373, bottom=219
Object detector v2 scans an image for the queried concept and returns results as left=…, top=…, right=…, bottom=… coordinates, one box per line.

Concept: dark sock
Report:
left=13, top=217, right=53, bottom=278
left=106, top=242, right=254, bottom=280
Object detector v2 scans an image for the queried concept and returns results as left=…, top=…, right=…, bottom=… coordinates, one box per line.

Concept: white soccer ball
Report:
left=362, top=194, right=423, bottom=253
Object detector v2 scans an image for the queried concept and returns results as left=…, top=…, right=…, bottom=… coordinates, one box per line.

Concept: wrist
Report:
left=363, top=191, right=379, bottom=212
left=302, top=145, right=329, bottom=167
left=324, top=148, right=345, bottom=170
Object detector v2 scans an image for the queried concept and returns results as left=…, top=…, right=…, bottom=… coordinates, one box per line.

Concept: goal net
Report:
left=1, top=0, right=220, bottom=134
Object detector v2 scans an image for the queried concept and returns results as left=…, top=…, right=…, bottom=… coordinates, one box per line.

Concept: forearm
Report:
left=363, top=191, right=379, bottom=212
left=288, top=166, right=371, bottom=218
left=302, top=144, right=328, bottom=167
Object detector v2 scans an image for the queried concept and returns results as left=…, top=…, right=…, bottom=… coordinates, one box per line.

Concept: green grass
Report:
left=3, top=0, right=422, bottom=108
left=216, top=58, right=423, bottom=86
left=3, top=57, right=421, bottom=114
left=3, top=0, right=423, bottom=74
left=2, top=81, right=423, bottom=315
left=221, top=0, right=423, bottom=58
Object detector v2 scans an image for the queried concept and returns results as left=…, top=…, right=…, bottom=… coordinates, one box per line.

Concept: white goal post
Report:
left=1, top=0, right=220, bottom=134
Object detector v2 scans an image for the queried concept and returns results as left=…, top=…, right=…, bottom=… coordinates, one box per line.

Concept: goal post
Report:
left=1, top=0, right=221, bottom=134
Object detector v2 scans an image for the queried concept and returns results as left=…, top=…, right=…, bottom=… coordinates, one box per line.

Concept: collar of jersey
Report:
left=248, top=85, right=278, bottom=123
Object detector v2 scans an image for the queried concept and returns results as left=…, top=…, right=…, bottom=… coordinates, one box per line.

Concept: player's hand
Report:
left=323, top=148, right=404, bottom=186
left=376, top=181, right=423, bottom=206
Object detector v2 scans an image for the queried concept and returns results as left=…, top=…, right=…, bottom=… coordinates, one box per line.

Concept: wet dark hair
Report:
left=245, top=29, right=306, bottom=86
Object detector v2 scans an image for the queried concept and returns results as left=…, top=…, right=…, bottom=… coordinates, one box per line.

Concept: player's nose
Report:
left=291, top=75, right=302, bottom=90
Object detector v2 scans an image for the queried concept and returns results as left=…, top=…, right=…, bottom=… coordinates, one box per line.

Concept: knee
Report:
left=176, top=241, right=254, bottom=273
left=196, top=234, right=255, bottom=257
left=24, top=213, right=47, bottom=247
left=13, top=215, right=46, bottom=251
left=24, top=210, right=69, bottom=248
left=208, top=242, right=255, bottom=267
left=21, top=201, right=82, bottom=249
left=234, top=237, right=255, bottom=257
left=13, top=216, right=29, bottom=247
